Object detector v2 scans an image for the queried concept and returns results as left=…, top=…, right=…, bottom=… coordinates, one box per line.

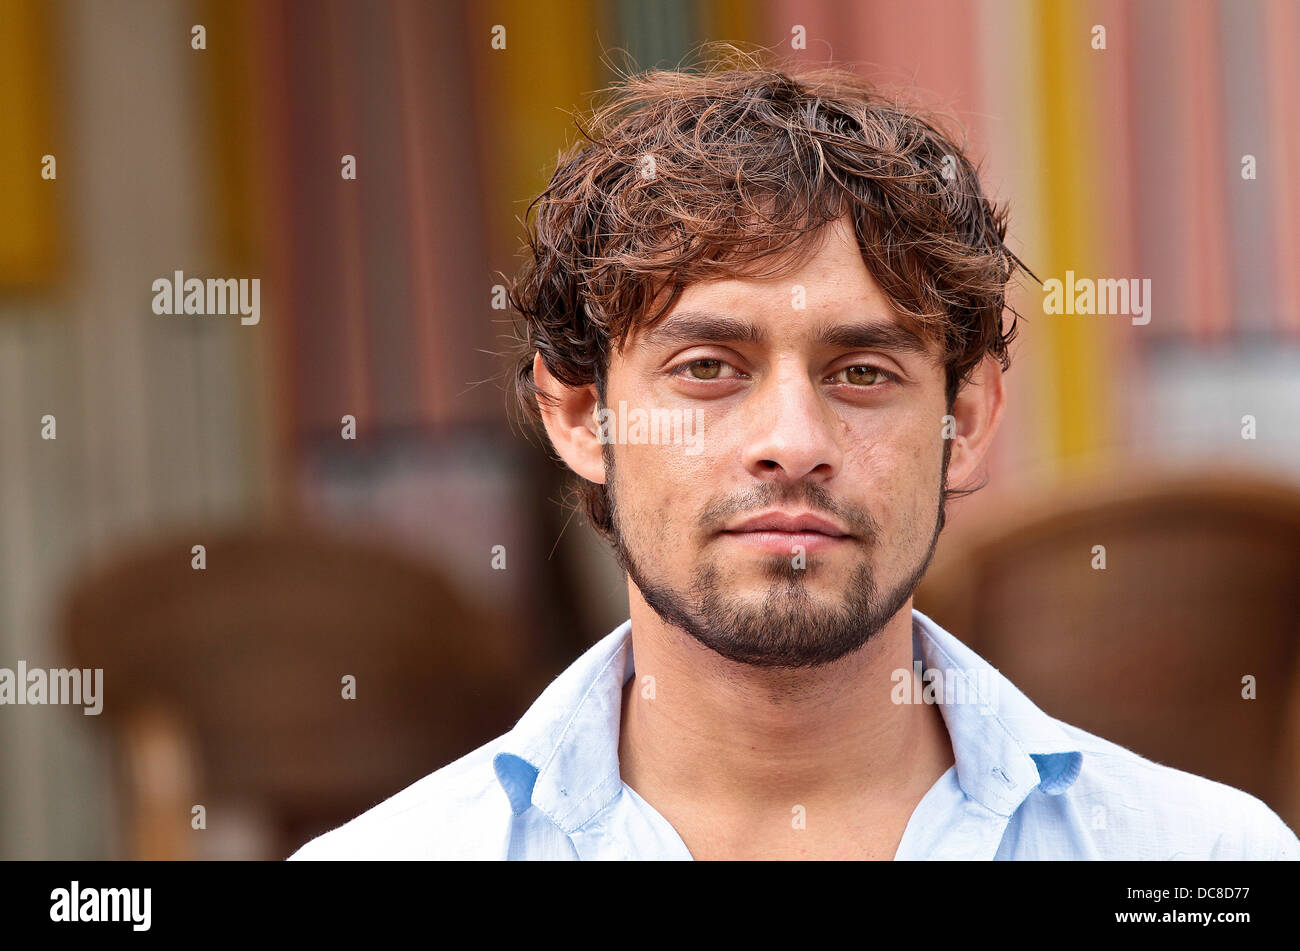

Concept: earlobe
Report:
left=944, top=355, right=1006, bottom=489
left=532, top=352, right=607, bottom=485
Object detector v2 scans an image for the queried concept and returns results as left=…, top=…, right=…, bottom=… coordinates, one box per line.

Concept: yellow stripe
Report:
left=0, top=0, right=60, bottom=286
left=1036, top=1, right=1107, bottom=462
left=702, top=0, right=758, bottom=44
left=200, top=0, right=260, bottom=271
left=477, top=0, right=601, bottom=263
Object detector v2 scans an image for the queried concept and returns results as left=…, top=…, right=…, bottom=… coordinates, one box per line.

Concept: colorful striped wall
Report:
left=192, top=0, right=1300, bottom=492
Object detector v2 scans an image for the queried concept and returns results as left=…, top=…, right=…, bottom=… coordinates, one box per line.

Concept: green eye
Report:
left=844, top=365, right=885, bottom=385
left=685, top=359, right=723, bottom=380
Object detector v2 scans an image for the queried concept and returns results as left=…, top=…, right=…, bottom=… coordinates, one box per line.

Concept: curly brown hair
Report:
left=506, top=44, right=1033, bottom=543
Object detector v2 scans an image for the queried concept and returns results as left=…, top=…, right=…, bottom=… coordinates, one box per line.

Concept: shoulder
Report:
left=1030, top=720, right=1300, bottom=860
left=287, top=738, right=514, bottom=860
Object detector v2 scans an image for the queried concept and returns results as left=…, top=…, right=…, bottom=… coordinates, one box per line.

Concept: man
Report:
left=291, top=52, right=1299, bottom=860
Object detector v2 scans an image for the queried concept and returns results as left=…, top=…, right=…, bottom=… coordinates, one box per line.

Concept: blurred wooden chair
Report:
left=917, top=469, right=1300, bottom=832
left=61, top=524, right=544, bottom=859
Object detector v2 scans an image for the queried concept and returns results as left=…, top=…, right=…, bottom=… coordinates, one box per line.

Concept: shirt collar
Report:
left=492, top=621, right=634, bottom=832
left=911, top=608, right=1084, bottom=815
left=493, top=610, right=1083, bottom=830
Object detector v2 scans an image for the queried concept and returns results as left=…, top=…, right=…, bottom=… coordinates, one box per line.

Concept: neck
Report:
left=617, top=584, right=954, bottom=822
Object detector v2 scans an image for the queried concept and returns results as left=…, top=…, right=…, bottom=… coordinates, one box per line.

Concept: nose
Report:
left=740, top=361, right=843, bottom=485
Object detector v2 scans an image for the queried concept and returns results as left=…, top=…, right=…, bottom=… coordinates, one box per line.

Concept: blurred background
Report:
left=1, top=0, right=1298, bottom=859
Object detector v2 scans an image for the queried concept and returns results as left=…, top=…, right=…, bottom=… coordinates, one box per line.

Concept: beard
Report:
left=604, top=442, right=948, bottom=670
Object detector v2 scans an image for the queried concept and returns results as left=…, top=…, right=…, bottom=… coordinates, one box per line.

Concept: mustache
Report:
left=698, top=482, right=879, bottom=539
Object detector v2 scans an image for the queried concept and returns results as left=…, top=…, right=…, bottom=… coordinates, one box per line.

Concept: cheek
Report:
left=612, top=441, right=718, bottom=575
left=615, top=433, right=710, bottom=528
left=609, top=387, right=723, bottom=516
left=843, top=414, right=944, bottom=526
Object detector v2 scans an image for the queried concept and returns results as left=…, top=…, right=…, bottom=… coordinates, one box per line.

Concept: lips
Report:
left=722, top=511, right=850, bottom=537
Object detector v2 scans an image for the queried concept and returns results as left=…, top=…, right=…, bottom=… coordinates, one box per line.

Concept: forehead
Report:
left=685, top=216, right=883, bottom=311
left=623, top=216, right=939, bottom=358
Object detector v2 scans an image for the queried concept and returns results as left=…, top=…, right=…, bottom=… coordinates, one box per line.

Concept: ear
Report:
left=533, top=352, right=607, bottom=485
left=945, top=354, right=1006, bottom=489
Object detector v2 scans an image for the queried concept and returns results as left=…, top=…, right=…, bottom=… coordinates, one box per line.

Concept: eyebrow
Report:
left=639, top=309, right=933, bottom=357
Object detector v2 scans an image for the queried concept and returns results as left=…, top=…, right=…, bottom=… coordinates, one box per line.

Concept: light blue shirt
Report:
left=290, top=610, right=1300, bottom=860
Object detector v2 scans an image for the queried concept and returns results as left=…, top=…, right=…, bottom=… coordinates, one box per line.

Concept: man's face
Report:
left=599, top=216, right=953, bottom=669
